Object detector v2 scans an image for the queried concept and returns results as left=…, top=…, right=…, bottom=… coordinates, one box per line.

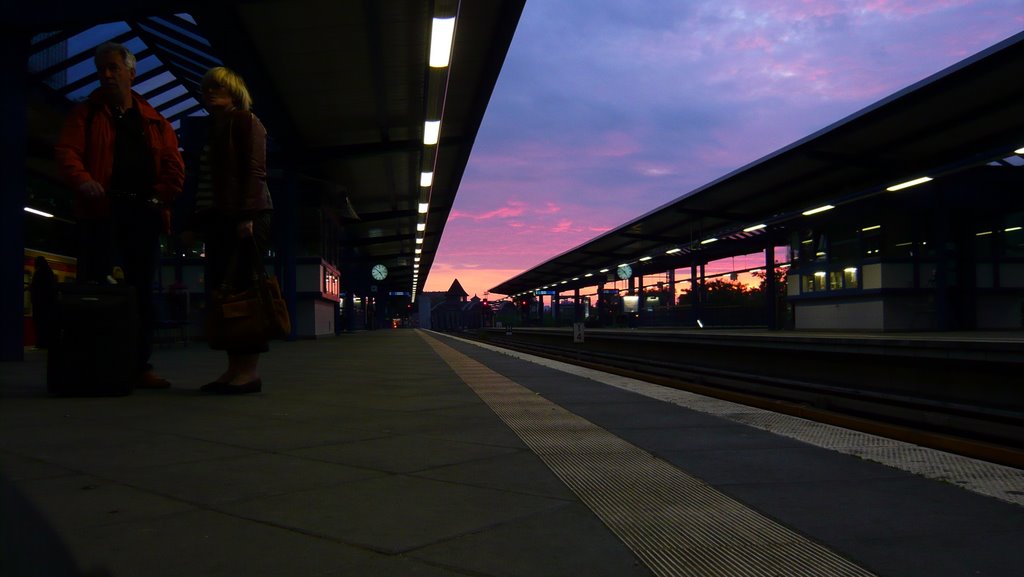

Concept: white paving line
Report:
left=435, top=332, right=1024, bottom=507
left=421, top=331, right=877, bottom=577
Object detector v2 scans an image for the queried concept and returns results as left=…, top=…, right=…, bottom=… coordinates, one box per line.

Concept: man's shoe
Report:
left=137, top=371, right=171, bottom=389
left=215, top=379, right=262, bottom=395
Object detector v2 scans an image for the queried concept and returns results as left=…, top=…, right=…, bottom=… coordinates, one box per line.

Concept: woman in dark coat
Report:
left=194, top=67, right=274, bottom=394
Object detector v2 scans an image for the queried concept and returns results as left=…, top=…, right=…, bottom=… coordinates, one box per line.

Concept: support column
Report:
left=574, top=288, right=581, bottom=322
left=637, top=274, right=645, bottom=326
left=0, top=32, right=29, bottom=361
left=764, top=245, right=778, bottom=330
left=553, top=292, right=560, bottom=324
left=277, top=166, right=299, bottom=340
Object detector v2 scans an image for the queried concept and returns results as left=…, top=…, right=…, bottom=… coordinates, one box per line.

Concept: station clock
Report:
left=371, top=263, right=388, bottom=281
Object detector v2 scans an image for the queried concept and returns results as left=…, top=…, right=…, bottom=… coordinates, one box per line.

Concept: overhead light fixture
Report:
left=429, top=17, right=456, bottom=68
left=572, top=277, right=579, bottom=281
left=802, top=205, right=834, bottom=216
left=584, top=273, right=594, bottom=277
left=886, top=176, right=932, bottom=192
left=1015, top=147, right=1024, bottom=154
left=666, top=248, right=681, bottom=254
left=420, top=172, right=433, bottom=187
left=418, top=202, right=429, bottom=214
left=599, top=268, right=609, bottom=273
left=861, top=225, right=881, bottom=232
left=424, top=120, right=441, bottom=145
left=639, top=256, right=652, bottom=262
left=415, top=248, right=422, bottom=254
left=414, top=257, right=421, bottom=262
left=700, top=237, right=718, bottom=245
left=1005, top=226, right=1022, bottom=233
left=24, top=207, right=53, bottom=218
left=743, top=224, right=767, bottom=232
left=417, top=223, right=426, bottom=232
left=416, top=237, right=424, bottom=244
left=976, top=230, right=993, bottom=236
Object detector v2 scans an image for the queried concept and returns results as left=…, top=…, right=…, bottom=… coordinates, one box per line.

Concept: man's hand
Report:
left=79, top=181, right=105, bottom=197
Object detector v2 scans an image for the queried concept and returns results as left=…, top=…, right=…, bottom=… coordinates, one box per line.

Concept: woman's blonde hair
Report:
left=201, top=66, right=253, bottom=111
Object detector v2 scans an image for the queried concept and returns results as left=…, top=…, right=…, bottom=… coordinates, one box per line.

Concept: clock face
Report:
left=371, top=264, right=388, bottom=281
left=616, top=264, right=632, bottom=280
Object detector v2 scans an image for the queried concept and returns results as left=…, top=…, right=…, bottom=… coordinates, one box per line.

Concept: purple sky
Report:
left=425, top=0, right=1024, bottom=298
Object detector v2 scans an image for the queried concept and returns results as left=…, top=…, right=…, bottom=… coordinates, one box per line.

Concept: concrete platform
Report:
left=1, top=329, right=1022, bottom=576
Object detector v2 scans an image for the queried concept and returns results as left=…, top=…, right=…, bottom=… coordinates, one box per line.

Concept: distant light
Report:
left=700, top=237, right=718, bottom=245
left=599, top=268, right=609, bottom=273
left=617, top=263, right=629, bottom=267
left=424, top=120, right=441, bottom=145
left=814, top=271, right=826, bottom=277
left=666, top=248, right=682, bottom=254
left=584, top=273, right=593, bottom=277
left=415, top=248, right=422, bottom=254
left=561, top=281, right=568, bottom=284
left=572, top=277, right=579, bottom=281
left=420, top=172, right=433, bottom=187
left=696, top=319, right=704, bottom=328
left=417, top=222, right=426, bottom=232
left=743, top=223, right=766, bottom=232
left=24, top=207, right=53, bottom=218
left=414, top=257, right=421, bottom=262
left=639, top=256, right=652, bottom=262
left=802, top=205, right=834, bottom=216
left=1015, top=147, right=1024, bottom=155
left=886, top=176, right=932, bottom=192
left=844, top=267, right=858, bottom=273
left=976, top=231, right=993, bottom=236
left=429, top=17, right=456, bottom=68
left=418, top=202, right=429, bottom=213
left=1005, top=226, right=1022, bottom=233
left=416, top=237, right=424, bottom=244
left=861, top=225, right=881, bottom=232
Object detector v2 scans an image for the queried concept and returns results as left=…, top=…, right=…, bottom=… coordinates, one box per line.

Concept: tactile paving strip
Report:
left=444, top=333, right=1024, bottom=507
left=421, top=331, right=877, bottom=577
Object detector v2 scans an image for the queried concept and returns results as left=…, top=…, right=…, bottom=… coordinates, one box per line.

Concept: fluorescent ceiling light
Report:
left=1005, top=226, right=1022, bottom=232
left=24, top=207, right=53, bottom=218
left=584, top=273, right=593, bottom=277
left=429, top=17, right=456, bottom=68
left=743, top=223, right=766, bottom=232
left=599, top=268, right=609, bottom=273
left=886, top=176, right=933, bottom=192
left=424, top=120, right=441, bottom=145
left=561, top=281, right=568, bottom=284
left=416, top=237, right=424, bottom=244
left=861, top=225, right=881, bottom=232
left=814, top=271, right=826, bottom=277
left=976, top=231, right=993, bottom=236
left=666, top=248, right=681, bottom=254
left=700, top=237, right=718, bottom=245
left=639, top=256, right=652, bottom=262
left=1015, top=147, right=1024, bottom=154
left=417, top=222, right=426, bottom=232
left=844, top=267, right=858, bottom=273
left=418, top=202, right=429, bottom=213
left=802, top=205, right=834, bottom=216
left=572, top=277, right=579, bottom=281
left=414, top=257, right=421, bottom=262
left=420, top=172, right=433, bottom=187
left=415, top=248, right=422, bottom=254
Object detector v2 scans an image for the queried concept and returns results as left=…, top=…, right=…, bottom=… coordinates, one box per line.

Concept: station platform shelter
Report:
left=2, top=329, right=1022, bottom=577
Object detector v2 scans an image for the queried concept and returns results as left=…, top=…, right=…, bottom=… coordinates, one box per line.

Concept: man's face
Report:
left=94, top=51, right=135, bottom=102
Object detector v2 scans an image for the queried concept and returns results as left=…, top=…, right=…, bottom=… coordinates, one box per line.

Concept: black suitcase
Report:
left=47, top=283, right=139, bottom=396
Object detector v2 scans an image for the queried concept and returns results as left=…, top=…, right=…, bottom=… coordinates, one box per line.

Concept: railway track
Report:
left=470, top=330, right=1024, bottom=469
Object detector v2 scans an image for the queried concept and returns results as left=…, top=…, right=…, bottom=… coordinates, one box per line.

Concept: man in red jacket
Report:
left=55, top=42, right=185, bottom=389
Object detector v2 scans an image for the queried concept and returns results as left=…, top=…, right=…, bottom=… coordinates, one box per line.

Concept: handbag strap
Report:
left=219, top=235, right=269, bottom=293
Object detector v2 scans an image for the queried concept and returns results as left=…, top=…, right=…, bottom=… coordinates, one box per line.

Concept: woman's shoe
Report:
left=215, top=379, right=262, bottom=395
left=200, top=381, right=228, bottom=393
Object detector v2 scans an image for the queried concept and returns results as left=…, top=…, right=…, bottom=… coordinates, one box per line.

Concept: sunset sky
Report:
left=421, top=0, right=1024, bottom=299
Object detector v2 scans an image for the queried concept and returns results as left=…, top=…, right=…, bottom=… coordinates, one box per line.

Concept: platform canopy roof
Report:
left=489, top=31, right=1024, bottom=298
left=13, top=0, right=526, bottom=298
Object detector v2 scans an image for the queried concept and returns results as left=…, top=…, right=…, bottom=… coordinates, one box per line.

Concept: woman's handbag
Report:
left=205, top=239, right=291, bottom=350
